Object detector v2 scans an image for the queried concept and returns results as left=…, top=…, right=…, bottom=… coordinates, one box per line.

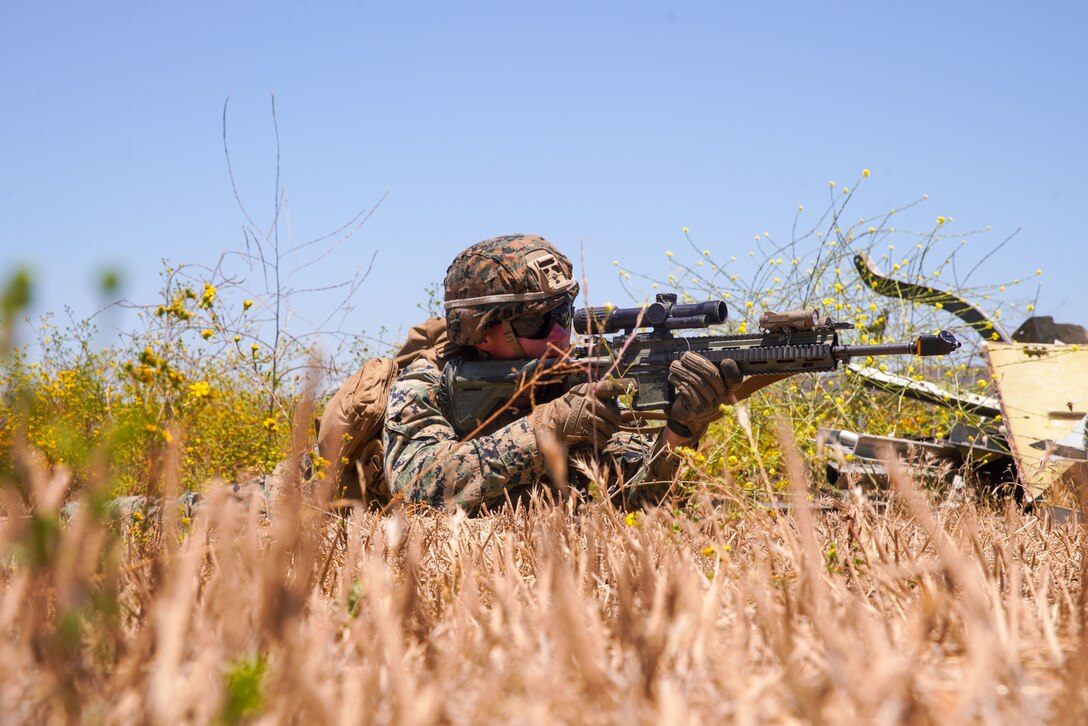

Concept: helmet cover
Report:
left=444, top=234, right=579, bottom=346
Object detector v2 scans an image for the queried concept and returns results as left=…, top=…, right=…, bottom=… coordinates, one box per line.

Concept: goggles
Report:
left=509, top=302, right=574, bottom=339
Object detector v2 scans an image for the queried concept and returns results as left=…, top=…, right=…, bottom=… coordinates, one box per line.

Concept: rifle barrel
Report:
left=835, top=342, right=917, bottom=359
left=833, top=331, right=961, bottom=360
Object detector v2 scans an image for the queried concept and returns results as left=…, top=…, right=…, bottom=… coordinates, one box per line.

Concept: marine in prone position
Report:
left=332, top=234, right=745, bottom=513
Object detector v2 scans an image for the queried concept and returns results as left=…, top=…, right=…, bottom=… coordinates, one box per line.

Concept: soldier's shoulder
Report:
left=396, top=357, right=443, bottom=385
left=388, top=357, right=444, bottom=414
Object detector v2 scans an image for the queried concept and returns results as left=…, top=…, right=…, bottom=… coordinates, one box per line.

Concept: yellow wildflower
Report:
left=188, top=380, right=212, bottom=400
left=199, top=283, right=216, bottom=309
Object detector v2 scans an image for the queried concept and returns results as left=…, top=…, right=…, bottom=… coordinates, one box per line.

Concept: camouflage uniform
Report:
left=75, top=457, right=304, bottom=523
left=383, top=356, right=676, bottom=513
left=383, top=234, right=679, bottom=514
left=383, top=358, right=543, bottom=510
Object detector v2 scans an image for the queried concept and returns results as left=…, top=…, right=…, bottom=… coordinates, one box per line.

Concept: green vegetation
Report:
left=1, top=176, right=1034, bottom=500
left=1, top=308, right=292, bottom=496
left=4, top=180, right=1080, bottom=723
left=612, top=172, right=1034, bottom=498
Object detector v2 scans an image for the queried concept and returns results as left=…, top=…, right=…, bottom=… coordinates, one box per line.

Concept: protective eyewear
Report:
left=509, top=303, right=574, bottom=339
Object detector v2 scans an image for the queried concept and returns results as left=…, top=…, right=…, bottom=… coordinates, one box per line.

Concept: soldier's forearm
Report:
left=385, top=416, right=543, bottom=512
left=662, top=427, right=691, bottom=448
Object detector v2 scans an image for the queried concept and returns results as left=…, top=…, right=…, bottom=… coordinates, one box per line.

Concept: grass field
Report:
left=3, top=425, right=1087, bottom=724
left=3, top=181, right=1080, bottom=723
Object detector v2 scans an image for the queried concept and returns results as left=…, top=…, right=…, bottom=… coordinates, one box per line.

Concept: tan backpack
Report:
left=316, top=317, right=458, bottom=504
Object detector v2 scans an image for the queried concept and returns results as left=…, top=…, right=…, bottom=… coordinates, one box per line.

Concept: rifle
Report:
left=441, top=293, right=961, bottom=437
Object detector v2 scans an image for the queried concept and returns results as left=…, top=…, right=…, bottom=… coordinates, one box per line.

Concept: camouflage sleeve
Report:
left=602, top=430, right=682, bottom=509
left=383, top=360, right=544, bottom=512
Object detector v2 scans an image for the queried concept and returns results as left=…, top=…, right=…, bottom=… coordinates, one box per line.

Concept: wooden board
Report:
left=983, top=342, right=1088, bottom=501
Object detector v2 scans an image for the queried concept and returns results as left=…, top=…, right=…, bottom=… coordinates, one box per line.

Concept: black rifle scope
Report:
left=574, top=293, right=728, bottom=335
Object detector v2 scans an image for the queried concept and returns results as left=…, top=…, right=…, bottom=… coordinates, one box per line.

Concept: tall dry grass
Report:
left=3, top=417, right=1087, bottom=725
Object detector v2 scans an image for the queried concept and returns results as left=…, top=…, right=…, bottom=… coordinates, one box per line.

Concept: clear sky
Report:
left=2, top=1, right=1085, bottom=352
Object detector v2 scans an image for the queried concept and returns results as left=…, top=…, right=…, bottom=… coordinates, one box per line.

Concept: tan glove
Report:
left=531, top=378, right=634, bottom=448
left=666, top=352, right=745, bottom=440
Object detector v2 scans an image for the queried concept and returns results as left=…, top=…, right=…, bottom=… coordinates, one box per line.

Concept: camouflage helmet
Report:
left=444, top=234, right=579, bottom=346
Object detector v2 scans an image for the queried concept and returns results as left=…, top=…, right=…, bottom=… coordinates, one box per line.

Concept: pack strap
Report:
left=501, top=320, right=527, bottom=357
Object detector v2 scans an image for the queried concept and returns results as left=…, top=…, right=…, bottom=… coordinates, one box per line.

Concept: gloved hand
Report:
left=666, top=352, right=745, bottom=440
left=531, top=378, right=634, bottom=448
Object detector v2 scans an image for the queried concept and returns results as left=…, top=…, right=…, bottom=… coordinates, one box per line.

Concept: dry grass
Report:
left=3, top=426, right=1088, bottom=726
left=2, top=170, right=1066, bottom=723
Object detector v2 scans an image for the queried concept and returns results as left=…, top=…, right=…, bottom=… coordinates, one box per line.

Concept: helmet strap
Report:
left=501, top=320, right=528, bottom=358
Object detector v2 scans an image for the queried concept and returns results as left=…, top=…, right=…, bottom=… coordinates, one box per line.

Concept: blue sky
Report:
left=2, top=1, right=1085, bottom=351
